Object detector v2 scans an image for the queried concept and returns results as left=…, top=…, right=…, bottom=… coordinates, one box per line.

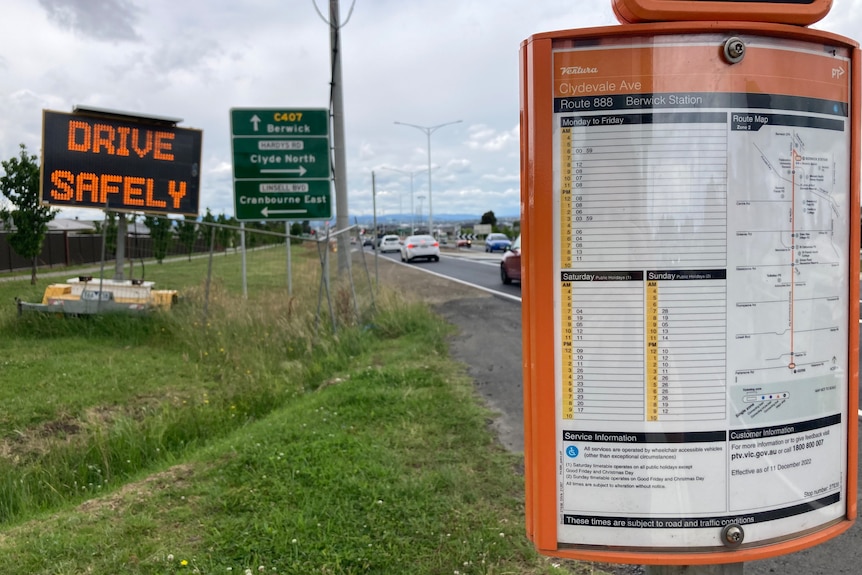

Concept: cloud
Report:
left=208, top=161, right=233, bottom=176
left=0, top=90, right=64, bottom=160
left=6, top=0, right=860, bottom=223
left=482, top=172, right=519, bottom=184
left=37, top=0, right=142, bottom=41
left=467, top=124, right=518, bottom=152
left=445, top=158, right=471, bottom=174
left=358, top=141, right=376, bottom=162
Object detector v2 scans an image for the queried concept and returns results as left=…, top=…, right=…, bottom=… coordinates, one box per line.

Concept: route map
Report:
left=728, top=120, right=845, bottom=428
left=550, top=37, right=852, bottom=548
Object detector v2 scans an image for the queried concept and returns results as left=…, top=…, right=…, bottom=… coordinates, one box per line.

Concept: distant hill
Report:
left=348, top=212, right=519, bottom=225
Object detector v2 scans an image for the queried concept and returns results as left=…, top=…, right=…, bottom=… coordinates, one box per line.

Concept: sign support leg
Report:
left=114, top=215, right=126, bottom=281
left=240, top=222, right=247, bottom=299
left=286, top=221, right=293, bottom=296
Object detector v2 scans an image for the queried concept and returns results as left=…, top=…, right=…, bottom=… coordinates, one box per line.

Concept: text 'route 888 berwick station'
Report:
left=40, top=108, right=203, bottom=216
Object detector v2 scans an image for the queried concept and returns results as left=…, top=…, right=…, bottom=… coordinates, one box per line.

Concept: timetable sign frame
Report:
left=519, top=20, right=859, bottom=565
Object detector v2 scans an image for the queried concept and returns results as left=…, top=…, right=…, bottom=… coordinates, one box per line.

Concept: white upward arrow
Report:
left=250, top=114, right=261, bottom=131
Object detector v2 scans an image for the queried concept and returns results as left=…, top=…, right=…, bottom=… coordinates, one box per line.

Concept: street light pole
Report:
left=416, top=194, right=426, bottom=231
left=379, top=166, right=430, bottom=234
left=394, top=119, right=461, bottom=237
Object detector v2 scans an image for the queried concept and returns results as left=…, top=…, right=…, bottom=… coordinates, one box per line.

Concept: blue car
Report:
left=484, top=233, right=512, bottom=253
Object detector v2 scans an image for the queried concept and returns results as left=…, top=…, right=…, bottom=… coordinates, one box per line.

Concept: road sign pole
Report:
left=286, top=221, right=293, bottom=296
left=241, top=222, right=247, bottom=299
left=114, top=216, right=126, bottom=281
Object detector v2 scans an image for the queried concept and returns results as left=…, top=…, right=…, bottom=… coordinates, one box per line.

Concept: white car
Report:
left=400, top=234, right=440, bottom=263
left=377, top=234, right=401, bottom=253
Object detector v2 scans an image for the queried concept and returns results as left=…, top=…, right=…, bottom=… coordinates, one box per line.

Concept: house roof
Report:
left=47, top=219, right=98, bottom=232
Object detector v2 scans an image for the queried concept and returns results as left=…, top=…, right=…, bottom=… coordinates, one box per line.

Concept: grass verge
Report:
left=0, top=247, right=610, bottom=574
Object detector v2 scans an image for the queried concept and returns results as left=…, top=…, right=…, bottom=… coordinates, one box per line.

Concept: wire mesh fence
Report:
left=2, top=214, right=378, bottom=334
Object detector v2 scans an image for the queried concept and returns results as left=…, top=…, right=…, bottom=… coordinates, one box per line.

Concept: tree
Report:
left=290, top=221, right=303, bottom=245
left=201, top=208, right=217, bottom=249
left=143, top=214, right=173, bottom=263
left=0, top=144, right=58, bottom=284
left=216, top=213, right=235, bottom=254
left=480, top=210, right=497, bottom=227
left=177, top=214, right=199, bottom=261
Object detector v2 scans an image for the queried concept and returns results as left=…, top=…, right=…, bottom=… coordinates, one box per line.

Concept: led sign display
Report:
left=41, top=110, right=203, bottom=215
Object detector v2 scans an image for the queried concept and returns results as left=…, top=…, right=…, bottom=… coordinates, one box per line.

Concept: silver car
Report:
left=400, top=234, right=440, bottom=263
left=377, top=234, right=402, bottom=253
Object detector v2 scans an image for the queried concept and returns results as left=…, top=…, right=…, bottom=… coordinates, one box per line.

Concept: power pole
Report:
left=327, top=0, right=352, bottom=275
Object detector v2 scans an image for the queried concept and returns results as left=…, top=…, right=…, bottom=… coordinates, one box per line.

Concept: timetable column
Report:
left=557, top=113, right=727, bottom=270
left=646, top=269, right=727, bottom=422
left=560, top=124, right=573, bottom=264
left=646, top=280, right=659, bottom=421
left=559, top=124, right=575, bottom=418
left=561, top=279, right=574, bottom=418
left=562, top=270, right=645, bottom=421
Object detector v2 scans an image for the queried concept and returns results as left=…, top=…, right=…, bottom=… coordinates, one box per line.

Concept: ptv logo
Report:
left=832, top=67, right=846, bottom=79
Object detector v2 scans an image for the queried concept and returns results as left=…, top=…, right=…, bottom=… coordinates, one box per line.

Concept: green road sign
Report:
left=230, top=108, right=331, bottom=221
left=234, top=180, right=331, bottom=220
left=231, top=137, right=330, bottom=179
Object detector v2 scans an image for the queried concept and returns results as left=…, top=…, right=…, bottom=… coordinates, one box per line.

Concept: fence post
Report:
left=286, top=221, right=293, bottom=296
left=203, top=225, right=216, bottom=323
left=240, top=222, right=247, bottom=299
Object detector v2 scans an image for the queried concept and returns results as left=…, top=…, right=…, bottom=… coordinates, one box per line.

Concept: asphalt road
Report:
left=375, top=246, right=862, bottom=575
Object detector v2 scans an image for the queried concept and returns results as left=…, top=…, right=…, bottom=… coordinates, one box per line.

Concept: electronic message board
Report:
left=41, top=110, right=203, bottom=216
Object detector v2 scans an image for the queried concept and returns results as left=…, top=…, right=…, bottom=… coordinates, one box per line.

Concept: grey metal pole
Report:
left=409, top=172, right=415, bottom=233
left=203, top=225, right=216, bottom=323
left=98, top=214, right=108, bottom=283
left=323, top=226, right=336, bottom=332
left=285, top=221, right=292, bottom=296
left=647, top=564, right=743, bottom=575
left=417, top=195, right=425, bottom=231
left=425, top=129, right=433, bottom=235
left=114, top=215, right=126, bottom=280
left=372, top=171, right=378, bottom=288
left=329, top=0, right=351, bottom=276
left=393, top=120, right=462, bottom=238
left=379, top=167, right=429, bottom=235
left=240, top=221, right=247, bottom=299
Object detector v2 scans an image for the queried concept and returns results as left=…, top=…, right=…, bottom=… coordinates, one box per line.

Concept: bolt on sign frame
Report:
left=519, top=18, right=859, bottom=565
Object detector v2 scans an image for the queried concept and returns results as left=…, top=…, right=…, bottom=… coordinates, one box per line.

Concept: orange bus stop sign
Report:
left=519, top=17, right=859, bottom=565
left=613, top=0, right=833, bottom=25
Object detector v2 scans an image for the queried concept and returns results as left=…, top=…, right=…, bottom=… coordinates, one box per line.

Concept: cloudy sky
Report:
left=1, top=0, right=861, bottom=225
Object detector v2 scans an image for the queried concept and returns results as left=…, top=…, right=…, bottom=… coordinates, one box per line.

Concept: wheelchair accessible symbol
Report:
left=565, top=445, right=579, bottom=458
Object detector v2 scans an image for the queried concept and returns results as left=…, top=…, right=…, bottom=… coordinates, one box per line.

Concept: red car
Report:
left=500, top=234, right=521, bottom=284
